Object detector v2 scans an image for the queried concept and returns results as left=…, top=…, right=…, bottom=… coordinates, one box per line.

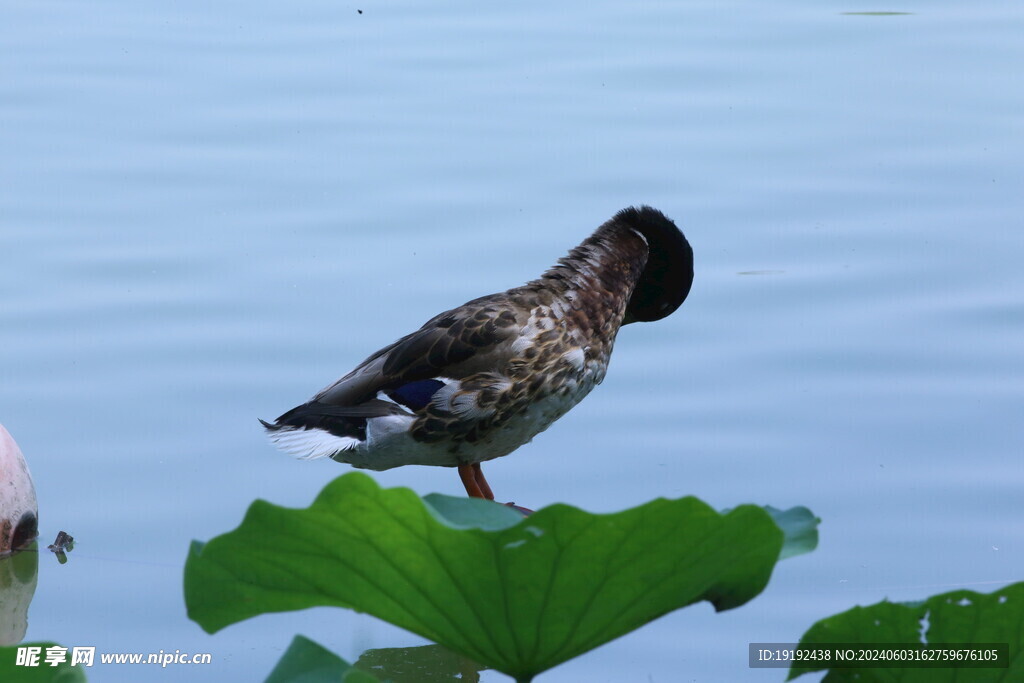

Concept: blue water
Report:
left=2, top=1, right=1022, bottom=680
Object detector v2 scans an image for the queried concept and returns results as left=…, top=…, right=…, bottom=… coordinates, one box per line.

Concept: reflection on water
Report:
left=0, top=546, right=38, bottom=645
left=0, top=537, right=75, bottom=646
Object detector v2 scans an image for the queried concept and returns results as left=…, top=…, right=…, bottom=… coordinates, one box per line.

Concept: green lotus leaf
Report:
left=764, top=505, right=818, bottom=560
left=789, top=581, right=1023, bottom=681
left=264, top=635, right=378, bottom=683
left=186, top=472, right=815, bottom=681
left=354, top=643, right=483, bottom=682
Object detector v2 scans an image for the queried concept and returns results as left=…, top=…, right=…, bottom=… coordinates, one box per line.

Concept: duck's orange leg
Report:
left=458, top=464, right=485, bottom=498
left=457, top=463, right=494, bottom=500
left=472, top=463, right=494, bottom=500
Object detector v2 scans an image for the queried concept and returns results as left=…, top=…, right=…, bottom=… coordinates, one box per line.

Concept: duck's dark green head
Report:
left=617, top=206, right=694, bottom=324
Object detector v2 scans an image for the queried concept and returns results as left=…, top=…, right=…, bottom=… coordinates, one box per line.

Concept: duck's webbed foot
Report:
left=503, top=502, right=533, bottom=516
left=458, top=463, right=532, bottom=514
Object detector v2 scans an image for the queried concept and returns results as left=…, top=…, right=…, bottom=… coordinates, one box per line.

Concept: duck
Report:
left=262, top=206, right=693, bottom=502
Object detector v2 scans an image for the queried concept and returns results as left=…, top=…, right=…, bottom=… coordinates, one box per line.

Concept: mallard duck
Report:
left=262, top=206, right=693, bottom=501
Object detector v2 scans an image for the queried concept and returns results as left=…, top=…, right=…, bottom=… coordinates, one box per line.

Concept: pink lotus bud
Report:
left=0, top=425, right=38, bottom=555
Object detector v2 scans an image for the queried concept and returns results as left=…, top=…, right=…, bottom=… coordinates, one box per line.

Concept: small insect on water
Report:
left=262, top=206, right=694, bottom=504
left=47, top=530, right=75, bottom=564
left=48, top=530, right=74, bottom=554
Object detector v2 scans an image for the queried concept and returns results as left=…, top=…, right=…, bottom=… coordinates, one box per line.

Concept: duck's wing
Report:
left=264, top=296, right=527, bottom=461
left=313, top=295, right=523, bottom=408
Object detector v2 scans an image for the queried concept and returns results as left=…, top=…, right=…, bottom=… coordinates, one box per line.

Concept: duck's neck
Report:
left=530, top=224, right=650, bottom=334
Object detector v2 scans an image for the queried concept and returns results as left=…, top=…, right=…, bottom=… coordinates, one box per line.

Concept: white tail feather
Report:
left=266, top=426, right=360, bottom=461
